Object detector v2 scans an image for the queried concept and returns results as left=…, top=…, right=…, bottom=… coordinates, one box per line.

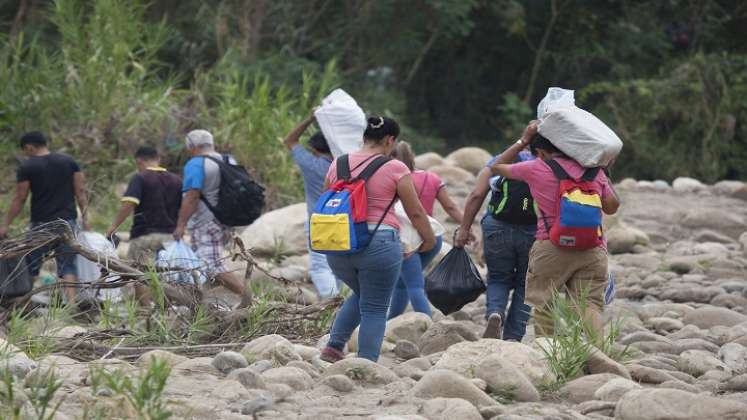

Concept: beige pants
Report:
left=127, top=233, right=173, bottom=266
left=525, top=240, right=608, bottom=340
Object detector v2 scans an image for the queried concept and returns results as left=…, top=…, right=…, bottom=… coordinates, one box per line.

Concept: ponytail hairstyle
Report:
left=363, top=116, right=400, bottom=143
left=391, top=141, right=415, bottom=171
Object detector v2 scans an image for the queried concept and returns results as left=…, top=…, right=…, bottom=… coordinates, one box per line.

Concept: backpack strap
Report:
left=336, top=155, right=351, bottom=181
left=336, top=154, right=382, bottom=181
left=581, top=167, right=601, bottom=182
left=355, top=155, right=391, bottom=181
left=544, top=159, right=571, bottom=180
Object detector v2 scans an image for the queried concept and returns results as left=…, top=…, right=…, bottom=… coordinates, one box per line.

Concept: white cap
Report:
left=185, top=129, right=214, bottom=148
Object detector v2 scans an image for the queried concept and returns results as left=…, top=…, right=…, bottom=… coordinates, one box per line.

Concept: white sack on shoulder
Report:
left=395, top=202, right=446, bottom=254
left=76, top=231, right=121, bottom=301
left=537, top=87, right=575, bottom=119
left=536, top=87, right=623, bottom=168
left=314, top=89, right=366, bottom=157
left=538, top=106, right=623, bottom=168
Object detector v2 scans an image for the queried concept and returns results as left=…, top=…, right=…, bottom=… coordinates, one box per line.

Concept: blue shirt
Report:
left=291, top=145, right=332, bottom=215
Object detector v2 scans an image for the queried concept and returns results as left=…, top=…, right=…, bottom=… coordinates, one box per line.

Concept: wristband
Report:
left=516, top=139, right=525, bottom=146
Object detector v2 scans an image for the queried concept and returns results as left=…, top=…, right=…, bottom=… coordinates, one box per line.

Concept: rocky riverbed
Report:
left=3, top=148, right=747, bottom=419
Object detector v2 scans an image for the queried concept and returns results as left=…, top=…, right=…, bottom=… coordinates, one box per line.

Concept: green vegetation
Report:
left=538, top=289, right=631, bottom=387
left=88, top=358, right=173, bottom=420
left=1, top=364, right=64, bottom=420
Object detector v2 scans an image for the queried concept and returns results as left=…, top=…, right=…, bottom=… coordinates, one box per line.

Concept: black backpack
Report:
left=201, top=155, right=266, bottom=227
left=0, top=257, right=33, bottom=300
left=487, top=177, right=537, bottom=225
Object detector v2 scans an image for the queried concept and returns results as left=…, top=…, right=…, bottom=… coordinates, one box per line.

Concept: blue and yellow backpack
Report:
left=309, top=154, right=393, bottom=254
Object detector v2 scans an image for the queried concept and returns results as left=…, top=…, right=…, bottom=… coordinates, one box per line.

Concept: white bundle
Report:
left=394, top=202, right=446, bottom=254
left=536, top=87, right=623, bottom=168
left=76, top=231, right=121, bottom=301
left=314, top=89, right=366, bottom=157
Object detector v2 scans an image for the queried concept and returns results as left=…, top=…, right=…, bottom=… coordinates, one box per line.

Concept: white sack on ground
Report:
left=314, top=89, right=366, bottom=157
left=76, top=231, right=121, bottom=301
left=395, top=202, right=446, bottom=254
left=536, top=87, right=623, bottom=168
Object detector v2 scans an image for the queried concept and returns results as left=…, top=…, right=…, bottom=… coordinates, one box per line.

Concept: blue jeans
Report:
left=309, top=250, right=341, bottom=298
left=388, top=235, right=443, bottom=319
left=27, top=219, right=79, bottom=278
left=481, top=216, right=535, bottom=341
left=326, top=230, right=402, bottom=362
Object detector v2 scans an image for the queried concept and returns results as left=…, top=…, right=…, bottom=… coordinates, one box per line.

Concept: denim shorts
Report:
left=27, top=219, right=79, bottom=278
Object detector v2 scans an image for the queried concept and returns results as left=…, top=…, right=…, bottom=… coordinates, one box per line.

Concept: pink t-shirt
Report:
left=411, top=170, right=445, bottom=217
left=510, top=158, right=612, bottom=246
left=326, top=152, right=410, bottom=230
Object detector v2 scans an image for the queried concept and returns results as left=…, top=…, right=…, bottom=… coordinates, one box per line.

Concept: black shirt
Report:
left=16, top=153, right=80, bottom=223
left=122, top=167, right=182, bottom=239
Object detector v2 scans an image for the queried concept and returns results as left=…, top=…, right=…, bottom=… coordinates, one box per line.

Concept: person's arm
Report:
left=398, top=174, right=436, bottom=252
left=490, top=120, right=539, bottom=177
left=436, top=187, right=464, bottom=225
left=602, top=180, right=620, bottom=215
left=0, top=181, right=30, bottom=239
left=174, top=189, right=200, bottom=240
left=284, top=113, right=316, bottom=150
left=74, top=172, right=90, bottom=231
left=454, top=168, right=492, bottom=247
left=106, top=202, right=136, bottom=238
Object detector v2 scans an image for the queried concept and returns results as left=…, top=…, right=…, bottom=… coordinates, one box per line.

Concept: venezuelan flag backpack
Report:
left=309, top=154, right=394, bottom=254
left=540, top=159, right=603, bottom=250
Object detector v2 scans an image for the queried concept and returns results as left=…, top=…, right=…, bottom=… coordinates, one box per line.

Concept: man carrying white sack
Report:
left=489, top=120, right=620, bottom=343
left=284, top=112, right=341, bottom=298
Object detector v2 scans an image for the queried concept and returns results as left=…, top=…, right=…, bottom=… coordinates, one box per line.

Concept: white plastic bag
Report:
left=395, top=202, right=446, bottom=254
left=76, top=231, right=121, bottom=301
left=537, top=87, right=575, bottom=119
left=314, top=89, right=366, bottom=157
left=156, top=240, right=206, bottom=285
left=536, top=87, right=623, bottom=168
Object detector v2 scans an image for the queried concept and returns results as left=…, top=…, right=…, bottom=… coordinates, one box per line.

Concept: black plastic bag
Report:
left=0, top=257, right=33, bottom=299
left=425, top=247, right=486, bottom=315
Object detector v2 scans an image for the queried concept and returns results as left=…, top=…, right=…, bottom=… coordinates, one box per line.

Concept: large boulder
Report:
left=475, top=356, right=540, bottom=402
left=261, top=366, right=313, bottom=391
left=240, top=203, right=308, bottom=257
left=323, top=358, right=398, bottom=386
left=593, top=377, right=641, bottom=402
left=719, top=343, right=747, bottom=375
left=427, top=165, right=476, bottom=187
left=672, top=177, right=706, bottom=193
left=682, top=306, right=747, bottom=329
left=614, top=388, right=747, bottom=420
left=418, top=320, right=479, bottom=355
left=681, top=208, right=746, bottom=233
left=678, top=349, right=731, bottom=377
left=558, top=373, right=621, bottom=403
left=411, top=369, right=499, bottom=408
left=713, top=180, right=745, bottom=195
left=414, top=152, right=446, bottom=170
left=433, top=339, right=554, bottom=385
left=607, top=227, right=639, bottom=254
left=348, top=312, right=433, bottom=352
left=446, top=147, right=493, bottom=175
left=421, top=398, right=483, bottom=420
left=241, top=334, right=297, bottom=363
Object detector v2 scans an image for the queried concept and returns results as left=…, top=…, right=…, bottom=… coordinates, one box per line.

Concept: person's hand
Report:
left=0, top=225, right=8, bottom=240
left=105, top=227, right=115, bottom=239
left=520, top=120, right=540, bottom=145
left=173, top=225, right=186, bottom=241
left=418, top=237, right=436, bottom=253
left=454, top=227, right=473, bottom=248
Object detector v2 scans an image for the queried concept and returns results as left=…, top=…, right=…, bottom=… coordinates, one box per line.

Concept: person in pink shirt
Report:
left=388, top=141, right=464, bottom=319
left=319, top=117, right=436, bottom=363
left=489, top=121, right=620, bottom=341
